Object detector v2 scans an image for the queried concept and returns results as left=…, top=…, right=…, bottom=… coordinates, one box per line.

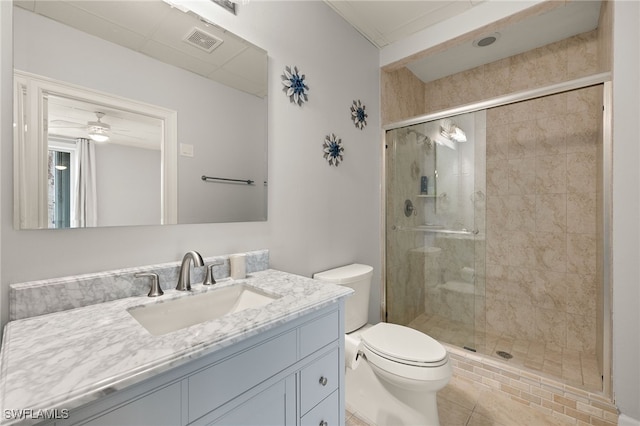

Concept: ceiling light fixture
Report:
left=88, top=112, right=110, bottom=143
left=473, top=32, right=500, bottom=48
left=440, top=119, right=467, bottom=143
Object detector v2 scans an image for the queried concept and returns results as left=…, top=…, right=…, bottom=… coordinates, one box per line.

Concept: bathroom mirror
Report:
left=13, top=0, right=268, bottom=229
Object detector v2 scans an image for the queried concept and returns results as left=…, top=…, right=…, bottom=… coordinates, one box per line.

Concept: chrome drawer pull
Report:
left=319, top=421, right=328, bottom=426
left=319, top=376, right=328, bottom=386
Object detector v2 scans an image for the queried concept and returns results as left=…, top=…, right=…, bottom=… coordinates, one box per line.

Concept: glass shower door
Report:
left=385, top=111, right=485, bottom=353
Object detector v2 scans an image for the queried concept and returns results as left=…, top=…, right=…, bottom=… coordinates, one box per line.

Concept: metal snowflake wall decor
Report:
left=350, top=100, right=368, bottom=130
left=281, top=66, right=309, bottom=106
left=323, top=133, right=344, bottom=167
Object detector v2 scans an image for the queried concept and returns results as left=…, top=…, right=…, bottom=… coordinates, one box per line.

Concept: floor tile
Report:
left=345, top=374, right=579, bottom=426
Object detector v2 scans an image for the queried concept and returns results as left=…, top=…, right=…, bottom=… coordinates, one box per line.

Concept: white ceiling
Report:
left=324, top=0, right=483, bottom=49
left=325, top=0, right=602, bottom=83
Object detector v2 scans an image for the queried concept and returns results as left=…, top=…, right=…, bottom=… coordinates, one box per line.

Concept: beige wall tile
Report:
left=567, top=192, right=596, bottom=234
left=537, top=115, right=567, bottom=157
left=532, top=92, right=568, bottom=119
left=536, top=194, right=567, bottom=233
left=567, top=31, right=598, bottom=79
left=381, top=68, right=425, bottom=125
left=533, top=269, right=567, bottom=310
left=508, top=158, right=537, bottom=195
left=567, top=86, right=601, bottom=113
left=536, top=155, right=567, bottom=194
left=508, top=50, right=541, bottom=92
left=535, top=308, right=567, bottom=347
left=567, top=312, right=596, bottom=353
left=565, top=110, right=599, bottom=154
left=486, top=195, right=509, bottom=232
left=487, top=159, right=510, bottom=195
left=567, top=152, right=597, bottom=193
left=506, top=195, right=536, bottom=231
left=487, top=124, right=510, bottom=160
left=508, top=121, right=540, bottom=159
left=508, top=267, right=536, bottom=304
left=535, top=232, right=567, bottom=272
left=566, top=272, right=597, bottom=319
left=485, top=264, right=509, bottom=299
left=567, top=233, right=597, bottom=275
left=508, top=231, right=537, bottom=268
left=482, top=57, right=511, bottom=100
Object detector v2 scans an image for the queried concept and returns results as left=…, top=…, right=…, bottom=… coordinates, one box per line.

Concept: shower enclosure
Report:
left=384, top=77, right=610, bottom=394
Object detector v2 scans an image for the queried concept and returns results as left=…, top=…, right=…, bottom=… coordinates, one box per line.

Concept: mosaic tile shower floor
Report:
left=408, top=313, right=602, bottom=393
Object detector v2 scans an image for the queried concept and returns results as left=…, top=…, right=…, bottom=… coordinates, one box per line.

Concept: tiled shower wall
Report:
left=484, top=86, right=602, bottom=355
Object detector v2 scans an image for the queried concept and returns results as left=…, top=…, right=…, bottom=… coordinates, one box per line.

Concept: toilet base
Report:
left=345, top=359, right=442, bottom=426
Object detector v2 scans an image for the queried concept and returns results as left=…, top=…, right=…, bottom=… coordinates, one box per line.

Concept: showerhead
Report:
left=406, top=129, right=433, bottom=148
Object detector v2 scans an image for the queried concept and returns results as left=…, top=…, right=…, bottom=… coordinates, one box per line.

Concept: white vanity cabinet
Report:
left=49, top=303, right=344, bottom=426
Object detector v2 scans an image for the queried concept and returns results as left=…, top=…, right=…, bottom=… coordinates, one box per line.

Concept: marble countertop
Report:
left=0, top=269, right=352, bottom=425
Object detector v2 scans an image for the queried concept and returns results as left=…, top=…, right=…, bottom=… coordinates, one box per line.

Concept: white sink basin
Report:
left=128, top=284, right=280, bottom=336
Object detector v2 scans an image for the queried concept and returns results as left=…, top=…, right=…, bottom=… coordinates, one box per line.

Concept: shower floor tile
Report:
left=407, top=313, right=602, bottom=393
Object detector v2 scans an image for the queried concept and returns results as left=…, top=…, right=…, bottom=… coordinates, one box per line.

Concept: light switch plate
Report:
left=180, top=143, right=194, bottom=157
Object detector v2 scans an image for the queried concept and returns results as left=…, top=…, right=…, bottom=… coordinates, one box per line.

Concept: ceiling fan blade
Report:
left=50, top=119, right=85, bottom=128
left=112, top=131, right=144, bottom=140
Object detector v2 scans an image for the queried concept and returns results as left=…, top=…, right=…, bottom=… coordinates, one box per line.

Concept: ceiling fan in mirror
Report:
left=49, top=111, right=132, bottom=143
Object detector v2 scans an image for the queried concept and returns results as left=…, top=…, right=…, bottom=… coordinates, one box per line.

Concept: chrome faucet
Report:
left=176, top=251, right=204, bottom=291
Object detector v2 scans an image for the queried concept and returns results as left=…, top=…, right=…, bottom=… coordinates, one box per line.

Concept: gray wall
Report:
left=95, top=143, right=161, bottom=227
left=0, top=1, right=382, bottom=328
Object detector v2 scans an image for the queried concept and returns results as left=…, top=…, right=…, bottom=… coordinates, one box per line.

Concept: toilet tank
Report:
left=313, top=264, right=373, bottom=333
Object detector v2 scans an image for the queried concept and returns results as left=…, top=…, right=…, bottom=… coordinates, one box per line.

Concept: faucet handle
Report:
left=135, top=272, right=164, bottom=297
left=203, top=261, right=224, bottom=286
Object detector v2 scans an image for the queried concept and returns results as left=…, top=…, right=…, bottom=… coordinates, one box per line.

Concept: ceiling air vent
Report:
left=183, top=28, right=223, bottom=53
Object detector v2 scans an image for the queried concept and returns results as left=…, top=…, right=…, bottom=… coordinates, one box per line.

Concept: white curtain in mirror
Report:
left=72, top=138, right=97, bottom=228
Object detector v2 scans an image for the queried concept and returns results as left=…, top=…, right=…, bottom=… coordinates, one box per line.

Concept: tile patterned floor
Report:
left=346, top=376, right=579, bottom=426
left=408, top=313, right=602, bottom=393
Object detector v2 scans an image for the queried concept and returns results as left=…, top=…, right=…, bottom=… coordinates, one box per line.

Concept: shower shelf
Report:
left=416, top=193, right=446, bottom=199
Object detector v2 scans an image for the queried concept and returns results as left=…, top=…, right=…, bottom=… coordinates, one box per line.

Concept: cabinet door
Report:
left=207, top=379, right=293, bottom=426
left=80, top=382, right=182, bottom=426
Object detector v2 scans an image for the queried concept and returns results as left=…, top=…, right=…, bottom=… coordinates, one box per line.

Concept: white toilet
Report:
left=314, top=264, right=452, bottom=426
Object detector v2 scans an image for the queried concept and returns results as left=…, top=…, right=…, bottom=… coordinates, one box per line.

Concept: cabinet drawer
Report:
left=188, top=330, right=297, bottom=422
left=300, top=348, right=339, bottom=415
left=300, top=389, right=339, bottom=426
left=299, top=310, right=339, bottom=358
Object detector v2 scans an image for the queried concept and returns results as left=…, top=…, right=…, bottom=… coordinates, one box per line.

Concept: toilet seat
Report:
left=361, top=323, right=448, bottom=367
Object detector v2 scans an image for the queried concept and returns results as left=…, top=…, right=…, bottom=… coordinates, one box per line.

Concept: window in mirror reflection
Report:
left=48, top=144, right=73, bottom=229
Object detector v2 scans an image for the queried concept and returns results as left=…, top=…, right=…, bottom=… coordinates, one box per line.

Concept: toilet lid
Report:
left=361, top=323, right=447, bottom=365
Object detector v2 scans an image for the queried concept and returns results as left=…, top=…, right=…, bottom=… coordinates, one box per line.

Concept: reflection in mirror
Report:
left=14, top=70, right=176, bottom=229
left=13, top=0, right=268, bottom=229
